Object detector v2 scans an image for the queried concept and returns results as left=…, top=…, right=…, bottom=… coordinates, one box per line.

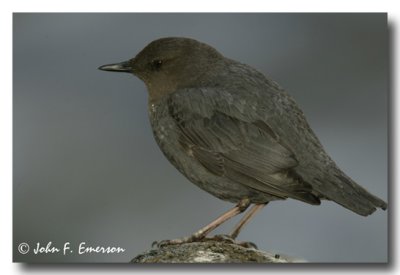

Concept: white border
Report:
left=2, top=0, right=398, bottom=274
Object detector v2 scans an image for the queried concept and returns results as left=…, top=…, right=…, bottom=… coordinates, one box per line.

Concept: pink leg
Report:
left=157, top=198, right=251, bottom=246
left=230, top=203, right=267, bottom=239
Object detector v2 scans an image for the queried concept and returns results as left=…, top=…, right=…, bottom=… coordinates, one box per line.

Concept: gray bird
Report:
left=99, top=37, right=387, bottom=245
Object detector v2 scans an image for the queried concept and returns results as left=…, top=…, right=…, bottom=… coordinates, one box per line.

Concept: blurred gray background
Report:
left=13, top=13, right=388, bottom=263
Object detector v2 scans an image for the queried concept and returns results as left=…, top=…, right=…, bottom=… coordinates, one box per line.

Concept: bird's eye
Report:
left=151, top=59, right=163, bottom=71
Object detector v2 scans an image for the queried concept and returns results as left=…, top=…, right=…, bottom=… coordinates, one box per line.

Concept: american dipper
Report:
left=99, top=37, right=387, bottom=245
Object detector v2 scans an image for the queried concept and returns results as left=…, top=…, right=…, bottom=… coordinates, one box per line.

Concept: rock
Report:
left=131, top=239, right=304, bottom=263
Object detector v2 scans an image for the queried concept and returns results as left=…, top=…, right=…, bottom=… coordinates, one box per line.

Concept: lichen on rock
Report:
left=131, top=239, right=303, bottom=263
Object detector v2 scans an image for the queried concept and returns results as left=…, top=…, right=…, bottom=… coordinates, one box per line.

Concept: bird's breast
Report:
left=148, top=101, right=189, bottom=172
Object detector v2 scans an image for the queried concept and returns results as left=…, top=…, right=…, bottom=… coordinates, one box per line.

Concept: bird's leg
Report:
left=191, top=198, right=251, bottom=240
left=230, top=203, right=267, bottom=240
left=210, top=203, right=267, bottom=249
left=155, top=198, right=251, bottom=247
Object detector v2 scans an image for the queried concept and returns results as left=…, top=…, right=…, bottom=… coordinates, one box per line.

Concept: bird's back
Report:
left=223, top=61, right=387, bottom=216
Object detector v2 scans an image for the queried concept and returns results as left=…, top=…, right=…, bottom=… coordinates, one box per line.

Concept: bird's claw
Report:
left=211, top=234, right=258, bottom=249
left=152, top=234, right=258, bottom=250
left=151, top=239, right=181, bottom=248
left=236, top=241, right=258, bottom=249
left=211, top=234, right=236, bottom=243
left=151, top=235, right=203, bottom=248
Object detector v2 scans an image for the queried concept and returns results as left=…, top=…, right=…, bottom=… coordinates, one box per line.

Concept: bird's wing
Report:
left=166, top=88, right=320, bottom=204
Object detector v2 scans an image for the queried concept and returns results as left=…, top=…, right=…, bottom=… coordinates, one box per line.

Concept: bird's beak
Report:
left=98, top=60, right=133, bottom=73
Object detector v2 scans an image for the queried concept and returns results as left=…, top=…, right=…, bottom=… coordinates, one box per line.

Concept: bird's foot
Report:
left=236, top=240, right=258, bottom=249
left=152, top=234, right=258, bottom=249
left=210, top=234, right=258, bottom=249
left=152, top=234, right=204, bottom=248
left=210, top=234, right=236, bottom=243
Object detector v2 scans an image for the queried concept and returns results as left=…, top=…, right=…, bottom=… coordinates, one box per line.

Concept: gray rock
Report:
left=131, top=240, right=304, bottom=263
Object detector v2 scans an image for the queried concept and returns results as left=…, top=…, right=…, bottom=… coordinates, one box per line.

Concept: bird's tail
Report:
left=326, top=169, right=387, bottom=216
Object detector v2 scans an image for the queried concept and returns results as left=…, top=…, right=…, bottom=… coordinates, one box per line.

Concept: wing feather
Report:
left=168, top=93, right=320, bottom=204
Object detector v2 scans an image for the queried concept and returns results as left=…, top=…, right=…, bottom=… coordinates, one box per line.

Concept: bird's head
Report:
left=99, top=37, right=223, bottom=100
